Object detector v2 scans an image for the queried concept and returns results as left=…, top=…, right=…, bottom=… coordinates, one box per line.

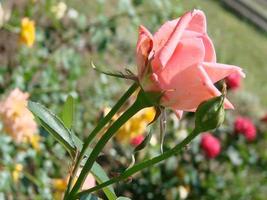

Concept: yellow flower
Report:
left=20, top=17, right=35, bottom=47
left=116, top=107, right=155, bottom=143
left=12, top=164, right=23, bottom=183
left=53, top=178, right=68, bottom=191
left=28, top=134, right=41, bottom=151
left=0, top=88, right=38, bottom=143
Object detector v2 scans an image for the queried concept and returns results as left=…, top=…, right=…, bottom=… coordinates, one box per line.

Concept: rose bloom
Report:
left=20, top=17, right=35, bottom=47
left=234, top=117, right=256, bottom=141
left=225, top=72, right=242, bottom=90
left=0, top=88, right=38, bottom=144
left=136, top=10, right=245, bottom=118
left=200, top=133, right=221, bottom=158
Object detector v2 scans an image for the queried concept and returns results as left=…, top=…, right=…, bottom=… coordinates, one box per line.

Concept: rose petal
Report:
left=136, top=25, right=153, bottom=79
left=159, top=37, right=205, bottom=82
left=202, top=62, right=245, bottom=83
left=201, top=35, right=216, bottom=62
left=153, top=12, right=192, bottom=70
left=160, top=64, right=233, bottom=111
left=187, top=9, right=207, bottom=34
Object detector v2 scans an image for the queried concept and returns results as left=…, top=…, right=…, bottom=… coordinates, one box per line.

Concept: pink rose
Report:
left=130, top=135, right=144, bottom=147
left=200, top=133, right=221, bottom=158
left=225, top=73, right=242, bottom=90
left=234, top=117, right=256, bottom=142
left=136, top=10, right=245, bottom=118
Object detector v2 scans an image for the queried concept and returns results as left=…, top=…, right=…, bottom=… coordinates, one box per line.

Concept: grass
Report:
left=180, top=0, right=267, bottom=107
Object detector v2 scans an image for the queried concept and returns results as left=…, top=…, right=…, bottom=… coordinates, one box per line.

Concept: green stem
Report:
left=64, top=83, right=138, bottom=198
left=68, top=95, right=146, bottom=198
left=75, top=128, right=201, bottom=199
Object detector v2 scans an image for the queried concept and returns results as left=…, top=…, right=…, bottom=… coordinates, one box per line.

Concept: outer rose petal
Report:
left=159, top=64, right=233, bottom=111
left=152, top=10, right=207, bottom=71
left=158, top=37, right=205, bottom=82
left=201, top=35, right=216, bottom=62
left=202, top=62, right=245, bottom=83
left=187, top=10, right=207, bottom=34
left=152, top=12, right=192, bottom=70
left=153, top=18, right=179, bottom=54
left=136, top=25, right=153, bottom=79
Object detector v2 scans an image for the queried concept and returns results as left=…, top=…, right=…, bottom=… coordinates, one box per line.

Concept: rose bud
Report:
left=225, top=73, right=242, bottom=90
left=195, top=95, right=225, bottom=132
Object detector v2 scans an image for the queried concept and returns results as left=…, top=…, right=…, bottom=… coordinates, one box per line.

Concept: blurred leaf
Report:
left=61, top=95, right=75, bottom=129
left=92, top=162, right=117, bottom=200
left=28, top=101, right=76, bottom=154
left=116, top=197, right=131, bottom=200
left=80, top=193, right=99, bottom=200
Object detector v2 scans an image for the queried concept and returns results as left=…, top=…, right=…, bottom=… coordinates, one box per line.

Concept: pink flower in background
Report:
left=130, top=135, right=144, bottom=147
left=200, top=133, right=221, bottom=158
left=136, top=10, right=245, bottom=118
left=234, top=117, right=256, bottom=141
left=225, top=73, right=242, bottom=90
left=0, top=88, right=38, bottom=143
left=81, top=173, right=96, bottom=190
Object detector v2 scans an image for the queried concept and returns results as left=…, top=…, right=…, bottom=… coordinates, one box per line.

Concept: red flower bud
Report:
left=130, top=135, right=144, bottom=147
left=234, top=117, right=256, bottom=141
left=200, top=133, right=221, bottom=158
left=225, top=73, right=241, bottom=90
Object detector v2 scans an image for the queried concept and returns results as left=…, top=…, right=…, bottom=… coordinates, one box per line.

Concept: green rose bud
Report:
left=195, top=95, right=225, bottom=132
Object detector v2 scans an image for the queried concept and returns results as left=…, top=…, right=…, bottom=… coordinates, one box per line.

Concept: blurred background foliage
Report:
left=0, top=0, right=267, bottom=199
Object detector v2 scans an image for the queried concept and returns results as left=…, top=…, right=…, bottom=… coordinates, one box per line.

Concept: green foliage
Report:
left=61, top=95, right=75, bottom=129
left=28, top=101, right=76, bottom=155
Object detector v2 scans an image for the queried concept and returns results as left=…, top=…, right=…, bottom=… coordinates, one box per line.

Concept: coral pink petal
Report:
left=153, top=19, right=179, bottom=53
left=201, top=35, right=216, bottom=62
left=136, top=25, right=153, bottom=78
left=202, top=62, right=245, bottom=83
left=187, top=10, right=207, bottom=34
left=152, top=12, right=193, bottom=71
left=158, top=37, right=205, bottom=82
left=160, top=64, right=233, bottom=111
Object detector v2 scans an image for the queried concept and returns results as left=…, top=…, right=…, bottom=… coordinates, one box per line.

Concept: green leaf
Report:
left=92, top=162, right=117, bottom=200
left=61, top=95, right=75, bottom=129
left=28, top=101, right=117, bottom=199
left=28, top=101, right=75, bottom=154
